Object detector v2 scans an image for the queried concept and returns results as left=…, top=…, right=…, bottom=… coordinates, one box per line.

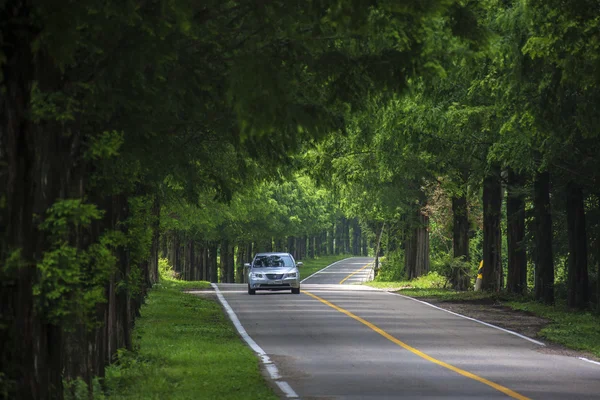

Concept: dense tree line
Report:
left=159, top=176, right=368, bottom=284
left=310, top=0, right=600, bottom=313
left=5, top=0, right=599, bottom=399
left=1, top=1, right=475, bottom=398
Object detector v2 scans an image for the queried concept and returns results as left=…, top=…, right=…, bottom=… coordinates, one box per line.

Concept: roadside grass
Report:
left=103, top=277, right=278, bottom=400
left=366, top=271, right=447, bottom=291
left=299, top=254, right=357, bottom=280
left=506, top=301, right=600, bottom=358
left=367, top=274, right=600, bottom=358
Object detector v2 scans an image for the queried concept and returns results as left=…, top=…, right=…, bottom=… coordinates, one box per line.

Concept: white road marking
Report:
left=211, top=283, right=299, bottom=398
left=387, top=291, right=546, bottom=346
left=309, top=270, right=370, bottom=274
left=579, top=357, right=600, bottom=366
left=301, top=258, right=353, bottom=282
left=276, top=381, right=299, bottom=398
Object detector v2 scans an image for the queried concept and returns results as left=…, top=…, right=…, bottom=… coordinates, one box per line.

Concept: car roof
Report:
left=254, top=252, right=293, bottom=257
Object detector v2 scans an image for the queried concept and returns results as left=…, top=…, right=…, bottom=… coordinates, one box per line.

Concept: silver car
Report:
left=245, top=252, right=302, bottom=295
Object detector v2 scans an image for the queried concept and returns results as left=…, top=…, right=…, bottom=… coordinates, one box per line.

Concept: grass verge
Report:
left=299, top=254, right=357, bottom=280
left=103, top=277, right=278, bottom=400
left=367, top=273, right=600, bottom=358
left=365, top=271, right=447, bottom=291
left=506, top=300, right=600, bottom=358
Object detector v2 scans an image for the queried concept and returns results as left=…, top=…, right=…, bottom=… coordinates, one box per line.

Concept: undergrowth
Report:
left=101, top=260, right=276, bottom=399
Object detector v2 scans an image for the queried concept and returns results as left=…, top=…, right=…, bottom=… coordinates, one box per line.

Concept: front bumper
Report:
left=249, top=277, right=300, bottom=290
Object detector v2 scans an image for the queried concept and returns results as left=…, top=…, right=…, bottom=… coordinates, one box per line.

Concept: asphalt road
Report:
left=213, top=257, right=600, bottom=399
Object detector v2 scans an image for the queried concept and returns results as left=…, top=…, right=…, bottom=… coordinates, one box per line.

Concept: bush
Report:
left=158, top=257, right=179, bottom=280
left=375, top=251, right=404, bottom=281
left=431, top=252, right=476, bottom=287
left=408, top=271, right=447, bottom=289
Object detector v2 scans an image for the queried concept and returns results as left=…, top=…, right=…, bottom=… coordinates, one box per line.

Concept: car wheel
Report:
left=291, top=287, right=300, bottom=294
left=248, top=285, right=256, bottom=295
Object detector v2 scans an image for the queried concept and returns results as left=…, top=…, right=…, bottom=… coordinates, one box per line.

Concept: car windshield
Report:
left=253, top=255, right=294, bottom=268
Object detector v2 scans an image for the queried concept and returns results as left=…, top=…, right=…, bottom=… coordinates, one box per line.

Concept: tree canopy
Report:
left=2, top=0, right=600, bottom=398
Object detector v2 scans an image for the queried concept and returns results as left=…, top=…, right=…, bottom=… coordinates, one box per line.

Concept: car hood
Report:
left=251, top=267, right=297, bottom=275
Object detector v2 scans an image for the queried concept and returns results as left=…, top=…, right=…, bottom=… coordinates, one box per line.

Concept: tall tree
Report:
left=506, top=169, right=527, bottom=294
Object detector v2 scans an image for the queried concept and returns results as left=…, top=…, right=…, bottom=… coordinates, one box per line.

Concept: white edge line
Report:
left=301, top=257, right=368, bottom=283
left=387, top=291, right=546, bottom=347
left=579, top=357, right=600, bottom=366
left=276, top=381, right=299, bottom=398
left=211, top=283, right=299, bottom=398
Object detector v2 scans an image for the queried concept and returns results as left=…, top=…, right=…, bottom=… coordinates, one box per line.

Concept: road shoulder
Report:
left=409, top=296, right=600, bottom=363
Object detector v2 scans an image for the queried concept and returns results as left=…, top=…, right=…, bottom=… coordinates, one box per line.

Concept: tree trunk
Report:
left=405, top=212, right=430, bottom=280
left=451, top=195, right=470, bottom=290
left=201, top=243, right=209, bottom=281
left=342, top=217, right=350, bottom=254
left=168, top=232, right=180, bottom=275
left=160, top=232, right=168, bottom=259
left=227, top=242, right=235, bottom=283
left=275, top=238, right=284, bottom=252
left=208, top=242, right=218, bottom=283
left=295, top=237, right=301, bottom=260
left=246, top=242, right=253, bottom=261
left=351, top=218, right=361, bottom=255
left=327, top=228, right=334, bottom=255
left=374, top=222, right=385, bottom=277
left=236, top=245, right=244, bottom=283
left=0, top=4, right=44, bottom=396
left=148, top=196, right=160, bottom=285
left=415, top=213, right=430, bottom=277
left=334, top=221, right=343, bottom=254
left=287, top=236, right=296, bottom=259
left=533, top=170, right=554, bottom=304
left=566, top=182, right=589, bottom=309
left=184, top=240, right=194, bottom=280
left=219, top=240, right=229, bottom=283
left=482, top=167, right=503, bottom=291
left=506, top=170, right=527, bottom=294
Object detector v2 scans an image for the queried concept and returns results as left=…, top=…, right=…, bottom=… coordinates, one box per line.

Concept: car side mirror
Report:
left=244, top=263, right=251, bottom=268
left=296, top=262, right=303, bottom=267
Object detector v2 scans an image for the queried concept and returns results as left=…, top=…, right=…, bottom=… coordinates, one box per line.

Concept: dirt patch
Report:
left=419, top=297, right=548, bottom=340
left=416, top=297, right=600, bottom=362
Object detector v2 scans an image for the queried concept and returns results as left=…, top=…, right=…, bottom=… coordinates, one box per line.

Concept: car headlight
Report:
left=286, top=272, right=297, bottom=278
left=251, top=273, right=264, bottom=279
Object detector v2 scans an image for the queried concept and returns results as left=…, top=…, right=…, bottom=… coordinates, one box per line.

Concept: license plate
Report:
left=273, top=280, right=282, bottom=285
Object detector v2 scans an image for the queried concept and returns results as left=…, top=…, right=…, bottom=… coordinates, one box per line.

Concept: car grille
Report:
left=266, top=274, right=284, bottom=280
left=259, top=283, right=290, bottom=288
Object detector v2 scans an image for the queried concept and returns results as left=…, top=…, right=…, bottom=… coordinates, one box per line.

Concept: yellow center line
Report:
left=339, top=263, right=373, bottom=284
left=301, top=290, right=530, bottom=400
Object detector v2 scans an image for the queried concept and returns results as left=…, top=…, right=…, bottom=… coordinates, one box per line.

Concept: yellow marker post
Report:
left=475, top=260, right=483, bottom=291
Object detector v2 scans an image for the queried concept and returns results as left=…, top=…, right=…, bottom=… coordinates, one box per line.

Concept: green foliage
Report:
left=158, top=258, right=177, bottom=281
left=35, top=199, right=125, bottom=326
left=376, top=251, right=405, bottom=282
left=508, top=301, right=600, bottom=357
left=160, top=173, right=339, bottom=247
left=367, top=271, right=447, bottom=290
left=39, top=199, right=104, bottom=238
left=157, top=258, right=210, bottom=291
left=64, top=377, right=105, bottom=400
left=430, top=252, right=476, bottom=285
left=85, top=131, right=125, bottom=161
